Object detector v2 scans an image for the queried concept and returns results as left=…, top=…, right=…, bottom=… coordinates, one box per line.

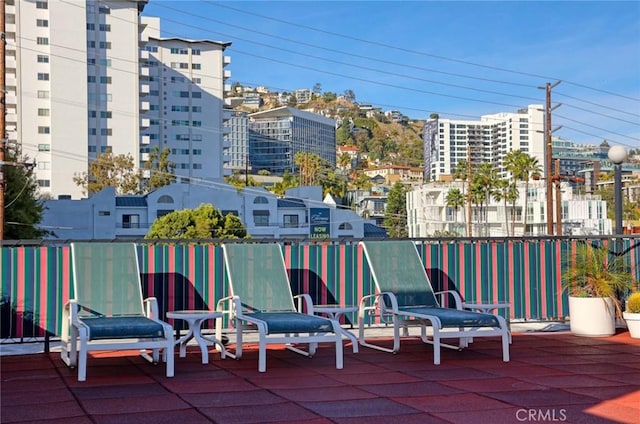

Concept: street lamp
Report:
left=607, top=145, right=628, bottom=235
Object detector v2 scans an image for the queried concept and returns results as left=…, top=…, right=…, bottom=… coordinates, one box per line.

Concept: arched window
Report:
left=338, top=222, right=353, bottom=230
left=157, top=195, right=174, bottom=204
left=253, top=196, right=268, bottom=204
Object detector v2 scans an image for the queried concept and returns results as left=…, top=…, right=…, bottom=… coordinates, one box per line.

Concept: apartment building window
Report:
left=100, top=128, right=112, bottom=136
left=88, top=58, right=96, bottom=65
left=38, top=108, right=50, bottom=116
left=192, top=49, right=201, bottom=55
left=192, top=77, right=201, bottom=84
left=98, top=59, right=112, bottom=67
left=100, top=111, right=112, bottom=118
left=87, top=41, right=96, bottom=48
left=37, top=73, right=49, bottom=81
left=87, top=76, right=96, bottom=83
left=38, top=161, right=50, bottom=170
left=36, top=37, right=49, bottom=45
left=149, top=104, right=160, bottom=111
left=37, top=54, right=49, bottom=63
left=170, top=48, right=188, bottom=54
left=171, top=76, right=186, bottom=83
left=283, top=215, right=299, bottom=228
left=122, top=214, right=139, bottom=229
left=37, top=180, right=51, bottom=187
left=192, top=63, right=201, bottom=70
left=36, top=1, right=48, bottom=9
left=99, top=41, right=111, bottom=49
left=192, top=106, right=202, bottom=113
left=175, top=134, right=189, bottom=140
left=149, top=119, right=160, bottom=125
left=36, top=19, right=48, bottom=27
left=99, top=24, right=111, bottom=31
left=149, top=89, right=159, bottom=96
left=37, top=144, right=50, bottom=151
left=171, top=105, right=189, bottom=112
left=145, top=45, right=158, bottom=52
left=100, top=76, right=112, bottom=84
left=98, top=5, right=110, bottom=14
left=192, top=149, right=202, bottom=155
left=38, top=126, right=50, bottom=134
left=192, top=163, right=202, bottom=170
left=88, top=146, right=97, bottom=153
left=170, top=62, right=188, bottom=69
left=192, top=92, right=201, bottom=98
left=88, top=128, right=97, bottom=135
left=101, top=146, right=112, bottom=153
left=87, top=23, right=95, bottom=30
left=253, top=210, right=269, bottom=226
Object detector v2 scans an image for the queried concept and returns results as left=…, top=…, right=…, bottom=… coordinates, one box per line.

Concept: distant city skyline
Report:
left=143, top=1, right=640, bottom=150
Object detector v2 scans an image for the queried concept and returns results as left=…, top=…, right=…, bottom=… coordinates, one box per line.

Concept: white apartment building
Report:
left=407, top=180, right=611, bottom=237
left=6, top=1, right=231, bottom=199
left=7, top=0, right=146, bottom=199
left=423, top=105, right=545, bottom=182
left=131, top=16, right=231, bottom=184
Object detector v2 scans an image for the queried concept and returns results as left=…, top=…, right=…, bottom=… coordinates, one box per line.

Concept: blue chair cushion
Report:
left=80, top=316, right=166, bottom=340
left=245, top=312, right=333, bottom=334
left=398, top=307, right=500, bottom=328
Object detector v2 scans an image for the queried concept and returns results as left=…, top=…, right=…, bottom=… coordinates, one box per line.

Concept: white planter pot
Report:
left=568, top=296, right=616, bottom=337
left=622, top=311, right=640, bottom=339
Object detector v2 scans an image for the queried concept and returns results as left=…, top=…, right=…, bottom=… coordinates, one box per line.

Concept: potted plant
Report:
left=623, top=292, right=640, bottom=339
left=561, top=243, right=636, bottom=337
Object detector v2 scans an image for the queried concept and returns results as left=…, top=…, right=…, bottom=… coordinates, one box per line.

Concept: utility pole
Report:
left=554, top=159, right=562, bottom=236
left=466, top=145, right=472, bottom=238
left=1, top=1, right=6, bottom=240
left=540, top=81, right=561, bottom=235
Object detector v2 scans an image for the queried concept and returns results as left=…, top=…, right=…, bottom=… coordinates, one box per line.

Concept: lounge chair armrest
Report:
left=216, top=295, right=235, bottom=314
left=143, top=297, right=161, bottom=320
left=293, top=294, right=315, bottom=315
left=359, top=292, right=399, bottom=313
left=433, top=290, right=464, bottom=309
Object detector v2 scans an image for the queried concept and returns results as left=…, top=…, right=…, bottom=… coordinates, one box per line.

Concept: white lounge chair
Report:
left=216, top=243, right=344, bottom=372
left=358, top=240, right=510, bottom=364
left=60, top=242, right=175, bottom=381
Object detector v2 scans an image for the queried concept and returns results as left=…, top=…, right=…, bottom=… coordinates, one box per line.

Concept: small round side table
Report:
left=166, top=310, right=226, bottom=364
left=313, top=304, right=359, bottom=353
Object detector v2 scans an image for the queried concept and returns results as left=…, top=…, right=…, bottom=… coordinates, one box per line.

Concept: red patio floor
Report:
left=2, top=331, right=639, bottom=424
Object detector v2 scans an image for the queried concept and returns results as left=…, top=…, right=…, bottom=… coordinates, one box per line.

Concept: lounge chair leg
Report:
left=502, top=331, right=510, bottom=362
left=166, top=343, right=175, bottom=377
left=258, top=332, right=267, bottom=372
left=433, top=333, right=441, bottom=365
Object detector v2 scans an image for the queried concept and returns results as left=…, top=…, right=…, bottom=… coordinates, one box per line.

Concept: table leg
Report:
left=327, top=312, right=359, bottom=354
left=190, top=318, right=210, bottom=364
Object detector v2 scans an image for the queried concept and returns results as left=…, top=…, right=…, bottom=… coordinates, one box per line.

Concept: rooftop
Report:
left=2, top=327, right=639, bottom=424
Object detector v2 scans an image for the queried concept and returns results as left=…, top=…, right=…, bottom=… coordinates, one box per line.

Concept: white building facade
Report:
left=407, top=180, right=611, bottom=237
left=41, top=183, right=375, bottom=240
left=422, top=105, right=545, bottom=182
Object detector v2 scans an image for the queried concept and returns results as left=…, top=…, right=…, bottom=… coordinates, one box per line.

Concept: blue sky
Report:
left=142, top=1, right=640, bottom=149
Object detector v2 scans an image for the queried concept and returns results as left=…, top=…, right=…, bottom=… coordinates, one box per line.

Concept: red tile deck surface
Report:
left=2, top=331, right=639, bottom=424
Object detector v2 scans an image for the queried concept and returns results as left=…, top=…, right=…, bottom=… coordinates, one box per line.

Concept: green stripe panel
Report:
left=2, top=239, right=640, bottom=339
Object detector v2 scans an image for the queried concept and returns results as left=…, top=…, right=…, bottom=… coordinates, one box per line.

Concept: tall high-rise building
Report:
left=140, top=16, right=231, bottom=184
left=422, top=105, right=545, bottom=182
left=5, top=1, right=230, bottom=199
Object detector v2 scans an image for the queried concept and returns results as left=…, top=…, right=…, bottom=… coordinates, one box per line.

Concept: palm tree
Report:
left=445, top=188, right=465, bottom=236
left=472, top=163, right=499, bottom=237
left=492, top=178, right=518, bottom=237
left=338, top=152, right=352, bottom=170
left=453, top=160, right=469, bottom=236
left=504, top=150, right=541, bottom=235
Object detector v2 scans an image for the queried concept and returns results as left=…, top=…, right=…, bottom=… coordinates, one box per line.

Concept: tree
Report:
left=312, top=82, right=322, bottom=95
left=294, top=152, right=322, bottom=186
left=146, top=204, right=248, bottom=239
left=270, top=170, right=299, bottom=196
left=3, top=151, right=46, bottom=240
left=338, top=152, right=352, bottom=170
left=141, top=146, right=176, bottom=192
left=445, top=188, right=465, bottom=236
left=73, top=151, right=140, bottom=195
left=343, top=89, right=356, bottom=103
left=504, top=150, right=541, bottom=235
left=452, top=160, right=469, bottom=236
left=384, top=182, right=408, bottom=238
